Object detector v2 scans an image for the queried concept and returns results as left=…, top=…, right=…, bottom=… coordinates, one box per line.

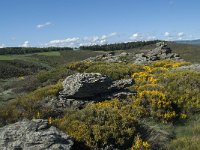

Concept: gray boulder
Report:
left=60, top=73, right=135, bottom=101
left=0, top=119, right=74, bottom=150
left=39, top=74, right=135, bottom=116
left=61, top=73, right=113, bottom=98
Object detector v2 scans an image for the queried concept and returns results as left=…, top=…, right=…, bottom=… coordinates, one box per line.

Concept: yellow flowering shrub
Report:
left=53, top=102, right=138, bottom=149
left=150, top=60, right=191, bottom=68
left=131, top=137, right=151, bottom=150
left=131, top=60, right=199, bottom=122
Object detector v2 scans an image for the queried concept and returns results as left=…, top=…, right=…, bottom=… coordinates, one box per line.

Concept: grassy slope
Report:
left=36, top=51, right=61, bottom=56
left=0, top=50, right=103, bottom=102
left=168, top=42, right=200, bottom=63
left=167, top=114, right=200, bottom=150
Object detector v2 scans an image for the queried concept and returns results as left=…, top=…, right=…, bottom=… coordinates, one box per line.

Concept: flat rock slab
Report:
left=0, top=119, right=74, bottom=150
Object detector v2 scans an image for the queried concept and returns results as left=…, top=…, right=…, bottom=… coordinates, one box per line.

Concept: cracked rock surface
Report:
left=0, top=119, right=74, bottom=150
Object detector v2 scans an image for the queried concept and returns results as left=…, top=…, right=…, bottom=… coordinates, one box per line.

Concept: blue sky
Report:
left=0, top=0, right=200, bottom=47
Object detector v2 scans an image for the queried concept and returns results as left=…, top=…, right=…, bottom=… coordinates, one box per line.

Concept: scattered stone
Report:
left=85, top=52, right=133, bottom=63
left=173, top=64, right=200, bottom=72
left=109, top=91, right=135, bottom=99
left=109, top=78, right=134, bottom=91
left=0, top=119, right=74, bottom=150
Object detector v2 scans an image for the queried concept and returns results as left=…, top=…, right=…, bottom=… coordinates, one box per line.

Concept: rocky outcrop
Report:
left=61, top=73, right=113, bottom=99
left=134, top=42, right=181, bottom=64
left=57, top=73, right=134, bottom=109
left=60, top=73, right=135, bottom=100
left=0, top=119, right=74, bottom=150
left=86, top=51, right=133, bottom=63
left=41, top=73, right=135, bottom=115
left=85, top=42, right=181, bottom=64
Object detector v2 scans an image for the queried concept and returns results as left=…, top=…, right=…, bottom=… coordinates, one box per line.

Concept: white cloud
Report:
left=176, top=32, right=185, bottom=40
left=147, top=36, right=156, bottom=41
left=129, top=33, right=144, bottom=41
left=36, top=22, right=52, bottom=29
left=108, top=32, right=118, bottom=37
left=47, top=37, right=80, bottom=47
left=0, top=44, right=5, bottom=48
left=177, top=32, right=184, bottom=37
left=46, top=32, right=118, bottom=47
left=164, top=32, right=170, bottom=37
left=21, top=41, right=30, bottom=47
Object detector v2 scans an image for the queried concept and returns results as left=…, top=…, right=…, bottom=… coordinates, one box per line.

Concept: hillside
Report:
left=176, top=39, right=200, bottom=45
left=0, top=42, right=199, bottom=150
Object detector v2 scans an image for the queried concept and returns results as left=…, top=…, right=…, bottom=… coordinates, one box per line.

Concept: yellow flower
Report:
left=181, top=113, right=187, bottom=119
left=37, top=112, right=40, bottom=119
left=48, top=117, right=52, bottom=124
left=143, top=141, right=150, bottom=149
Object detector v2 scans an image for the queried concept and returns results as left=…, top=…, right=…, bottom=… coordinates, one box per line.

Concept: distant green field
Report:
left=0, top=55, right=15, bottom=60
left=0, top=51, right=60, bottom=61
left=36, top=51, right=61, bottom=56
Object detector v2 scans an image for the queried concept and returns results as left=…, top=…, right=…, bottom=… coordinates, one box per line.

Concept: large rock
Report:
left=0, top=119, right=74, bottom=150
left=59, top=73, right=135, bottom=101
left=61, top=73, right=113, bottom=98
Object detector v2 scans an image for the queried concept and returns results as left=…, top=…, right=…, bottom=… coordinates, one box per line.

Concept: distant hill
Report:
left=176, top=39, right=200, bottom=45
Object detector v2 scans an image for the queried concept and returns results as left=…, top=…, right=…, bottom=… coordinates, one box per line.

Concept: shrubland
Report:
left=0, top=58, right=199, bottom=149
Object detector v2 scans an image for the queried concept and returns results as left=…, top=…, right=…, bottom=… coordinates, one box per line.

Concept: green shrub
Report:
left=0, top=82, right=62, bottom=126
left=167, top=115, right=200, bottom=150
left=158, top=70, right=200, bottom=115
left=67, top=61, right=143, bottom=80
left=37, top=66, right=74, bottom=83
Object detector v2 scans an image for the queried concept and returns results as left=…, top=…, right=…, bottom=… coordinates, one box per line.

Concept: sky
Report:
left=0, top=0, right=200, bottom=47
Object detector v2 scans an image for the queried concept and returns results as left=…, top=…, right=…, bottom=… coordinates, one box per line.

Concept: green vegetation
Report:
left=66, top=61, right=143, bottom=80
left=0, top=55, right=15, bottom=60
left=36, top=51, right=61, bottom=56
left=0, top=47, right=72, bottom=55
left=53, top=101, right=138, bottom=149
left=0, top=60, right=47, bottom=79
left=80, top=40, right=160, bottom=51
left=167, top=115, right=200, bottom=150
left=0, top=43, right=200, bottom=149
left=168, top=42, right=200, bottom=63
left=54, top=60, right=200, bottom=149
left=0, top=81, right=62, bottom=126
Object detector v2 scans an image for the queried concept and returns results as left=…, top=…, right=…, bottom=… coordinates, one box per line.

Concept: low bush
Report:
left=0, top=60, right=47, bottom=79
left=131, top=60, right=200, bottom=122
left=37, top=66, right=75, bottom=84
left=67, top=61, right=143, bottom=80
left=0, top=82, right=62, bottom=126
left=53, top=100, right=140, bottom=149
left=167, top=115, right=200, bottom=150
